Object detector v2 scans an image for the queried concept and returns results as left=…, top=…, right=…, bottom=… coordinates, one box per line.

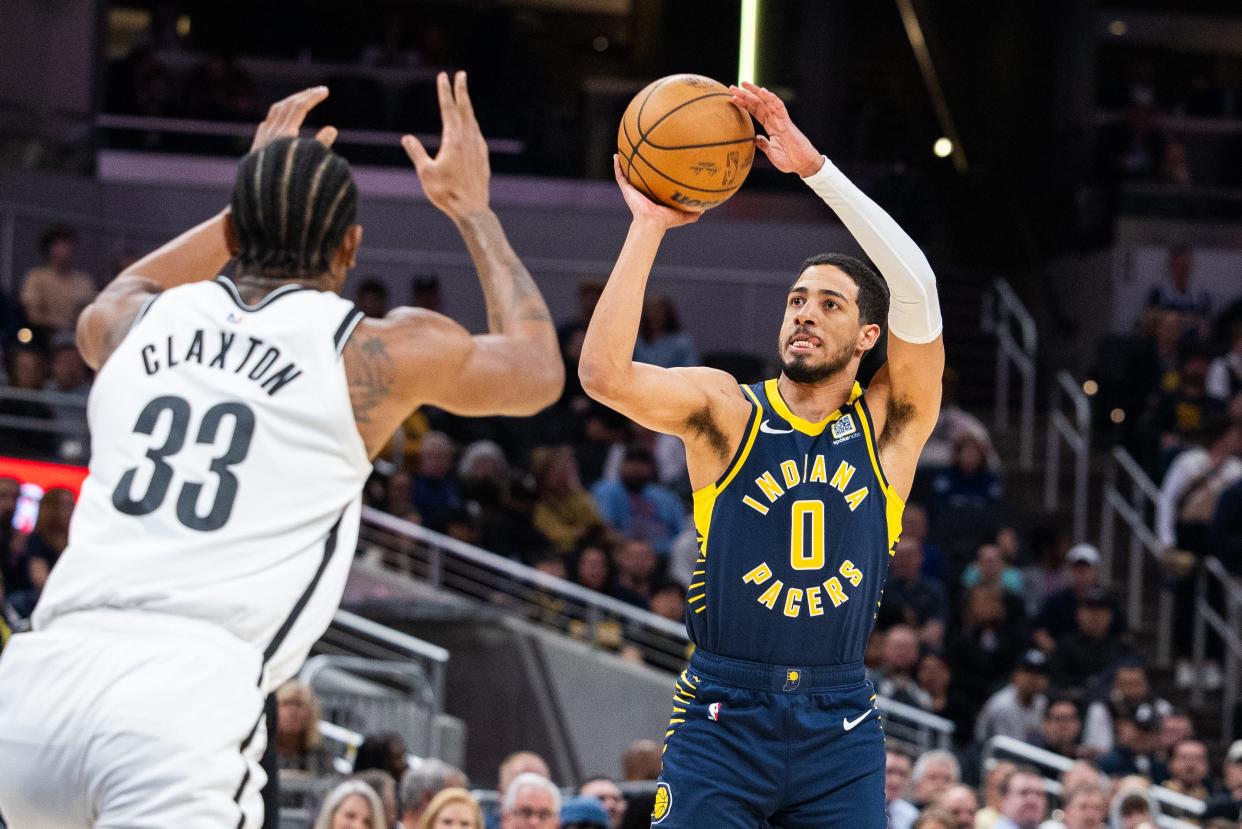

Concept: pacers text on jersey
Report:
left=139, top=329, right=303, bottom=396
left=737, top=454, right=872, bottom=619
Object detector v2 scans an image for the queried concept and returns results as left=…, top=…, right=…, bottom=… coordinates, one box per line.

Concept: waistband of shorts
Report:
left=688, top=649, right=865, bottom=692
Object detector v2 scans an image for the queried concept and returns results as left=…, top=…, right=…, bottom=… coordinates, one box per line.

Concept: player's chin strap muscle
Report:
left=800, top=156, right=943, bottom=345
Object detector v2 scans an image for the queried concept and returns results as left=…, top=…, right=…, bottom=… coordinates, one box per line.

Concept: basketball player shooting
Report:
left=579, top=82, right=944, bottom=828
left=0, top=74, right=562, bottom=828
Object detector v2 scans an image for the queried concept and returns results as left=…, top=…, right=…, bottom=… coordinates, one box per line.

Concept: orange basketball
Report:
left=617, top=74, right=756, bottom=212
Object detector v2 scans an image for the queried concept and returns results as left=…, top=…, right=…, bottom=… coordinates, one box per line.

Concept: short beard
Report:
left=779, top=338, right=855, bottom=384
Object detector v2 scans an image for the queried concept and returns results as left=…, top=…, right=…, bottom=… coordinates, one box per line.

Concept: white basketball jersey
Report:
left=34, top=276, right=372, bottom=692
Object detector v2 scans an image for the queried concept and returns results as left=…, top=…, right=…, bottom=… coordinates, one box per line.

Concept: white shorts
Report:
left=0, top=609, right=268, bottom=829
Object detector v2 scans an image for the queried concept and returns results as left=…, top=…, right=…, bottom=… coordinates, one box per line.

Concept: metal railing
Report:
left=982, top=279, right=1037, bottom=470
left=1191, top=556, right=1242, bottom=740
left=310, top=609, right=450, bottom=757
left=1044, top=370, right=1091, bottom=542
left=876, top=695, right=954, bottom=754
left=982, top=735, right=1204, bottom=829
left=359, top=506, right=691, bottom=671
left=1098, top=447, right=1173, bottom=667
left=96, top=113, right=527, bottom=156
left=357, top=507, right=956, bottom=747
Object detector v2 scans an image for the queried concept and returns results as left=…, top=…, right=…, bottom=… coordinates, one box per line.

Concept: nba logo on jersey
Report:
left=783, top=670, right=801, bottom=691
left=831, top=414, right=857, bottom=442
left=708, top=702, right=722, bottom=721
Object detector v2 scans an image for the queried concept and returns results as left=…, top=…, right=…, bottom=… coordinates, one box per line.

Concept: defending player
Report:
left=579, top=82, right=944, bottom=828
left=0, top=74, right=561, bottom=828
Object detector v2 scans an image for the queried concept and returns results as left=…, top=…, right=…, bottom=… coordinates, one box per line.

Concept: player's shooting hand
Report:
left=729, top=82, right=822, bottom=178
left=250, top=86, right=338, bottom=152
left=613, top=155, right=700, bottom=230
left=401, top=71, right=490, bottom=220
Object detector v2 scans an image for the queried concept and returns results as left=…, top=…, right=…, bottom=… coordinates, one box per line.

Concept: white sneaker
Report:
left=1203, top=660, right=1223, bottom=691
left=1175, top=659, right=1195, bottom=689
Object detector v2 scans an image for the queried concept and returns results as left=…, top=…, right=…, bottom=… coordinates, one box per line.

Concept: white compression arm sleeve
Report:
left=800, top=155, right=943, bottom=344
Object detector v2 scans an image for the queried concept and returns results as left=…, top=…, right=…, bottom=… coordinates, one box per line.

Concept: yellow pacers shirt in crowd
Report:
left=20, top=267, right=97, bottom=330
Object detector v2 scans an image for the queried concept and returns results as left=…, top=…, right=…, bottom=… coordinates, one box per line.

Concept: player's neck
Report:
left=775, top=371, right=858, bottom=422
left=233, top=268, right=335, bottom=303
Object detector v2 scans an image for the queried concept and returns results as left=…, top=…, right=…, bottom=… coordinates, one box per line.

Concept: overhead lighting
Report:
left=1110, top=408, right=1126, bottom=424
left=16, top=328, right=32, bottom=344
left=1108, top=19, right=1128, bottom=36
left=1082, top=379, right=1098, bottom=396
left=933, top=137, right=953, bottom=158
left=176, top=14, right=191, bottom=38
left=738, top=0, right=760, bottom=86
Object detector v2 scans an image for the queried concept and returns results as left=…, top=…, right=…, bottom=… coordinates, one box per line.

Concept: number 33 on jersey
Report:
left=686, top=380, right=904, bottom=667
left=34, top=277, right=373, bottom=692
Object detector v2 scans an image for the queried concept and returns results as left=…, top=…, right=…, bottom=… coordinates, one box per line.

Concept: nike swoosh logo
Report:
left=760, top=420, right=794, bottom=434
left=843, top=710, right=871, bottom=731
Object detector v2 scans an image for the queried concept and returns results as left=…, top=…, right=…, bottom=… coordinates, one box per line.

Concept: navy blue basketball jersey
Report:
left=687, top=379, right=904, bottom=666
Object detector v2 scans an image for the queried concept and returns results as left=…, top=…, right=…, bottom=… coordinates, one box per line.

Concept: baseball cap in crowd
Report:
left=560, top=796, right=610, bottom=829
left=1227, top=740, right=1242, bottom=764
left=1131, top=702, right=1161, bottom=731
left=1019, top=649, right=1050, bottom=674
left=1066, top=544, right=1101, bottom=567
left=1081, top=587, right=1113, bottom=608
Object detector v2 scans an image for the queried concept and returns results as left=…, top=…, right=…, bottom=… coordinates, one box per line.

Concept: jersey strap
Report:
left=333, top=306, right=365, bottom=356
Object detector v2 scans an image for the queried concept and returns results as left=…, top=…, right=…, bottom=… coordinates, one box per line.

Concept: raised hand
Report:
left=401, top=71, right=490, bottom=220
left=613, top=156, right=700, bottom=230
left=728, top=82, right=822, bottom=178
left=250, top=86, right=338, bottom=152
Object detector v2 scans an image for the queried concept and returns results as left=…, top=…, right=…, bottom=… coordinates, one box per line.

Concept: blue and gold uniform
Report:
left=652, top=379, right=903, bottom=829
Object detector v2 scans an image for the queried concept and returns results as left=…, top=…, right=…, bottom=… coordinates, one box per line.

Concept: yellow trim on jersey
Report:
left=763, top=379, right=863, bottom=436
left=854, top=400, right=906, bottom=549
left=688, top=385, right=764, bottom=613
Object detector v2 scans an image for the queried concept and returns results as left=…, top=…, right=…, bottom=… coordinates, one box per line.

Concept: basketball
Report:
left=617, top=74, right=756, bottom=212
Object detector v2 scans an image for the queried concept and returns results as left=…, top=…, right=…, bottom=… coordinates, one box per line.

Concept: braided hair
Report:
left=229, top=137, right=358, bottom=280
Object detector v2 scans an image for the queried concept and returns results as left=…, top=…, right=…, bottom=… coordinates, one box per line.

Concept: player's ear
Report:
left=222, top=210, right=241, bottom=257
left=338, top=224, right=363, bottom=270
left=858, top=322, right=882, bottom=352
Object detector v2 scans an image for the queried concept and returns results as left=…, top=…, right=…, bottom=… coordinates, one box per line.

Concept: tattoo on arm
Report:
left=347, top=335, right=394, bottom=425
left=880, top=394, right=918, bottom=452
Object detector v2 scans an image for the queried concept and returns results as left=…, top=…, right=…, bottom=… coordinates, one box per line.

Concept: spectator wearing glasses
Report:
left=500, top=773, right=559, bottom=829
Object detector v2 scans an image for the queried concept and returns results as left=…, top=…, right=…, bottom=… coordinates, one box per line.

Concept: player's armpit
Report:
left=581, top=361, right=749, bottom=458
left=866, top=334, right=944, bottom=495
left=76, top=276, right=162, bottom=371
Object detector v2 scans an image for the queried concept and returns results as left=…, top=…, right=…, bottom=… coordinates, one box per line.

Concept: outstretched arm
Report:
left=76, top=88, right=339, bottom=369
left=731, top=82, right=944, bottom=494
left=578, top=158, right=749, bottom=489
left=345, top=72, right=561, bottom=454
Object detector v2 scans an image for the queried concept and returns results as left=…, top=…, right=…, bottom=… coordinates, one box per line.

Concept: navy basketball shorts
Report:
left=652, top=650, right=886, bottom=829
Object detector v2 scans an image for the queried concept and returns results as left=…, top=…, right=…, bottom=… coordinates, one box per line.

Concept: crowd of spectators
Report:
left=1, top=221, right=1241, bottom=828
left=1093, top=243, right=1242, bottom=688
left=885, top=742, right=1242, bottom=829
left=275, top=679, right=659, bottom=829
left=274, top=672, right=1242, bottom=829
